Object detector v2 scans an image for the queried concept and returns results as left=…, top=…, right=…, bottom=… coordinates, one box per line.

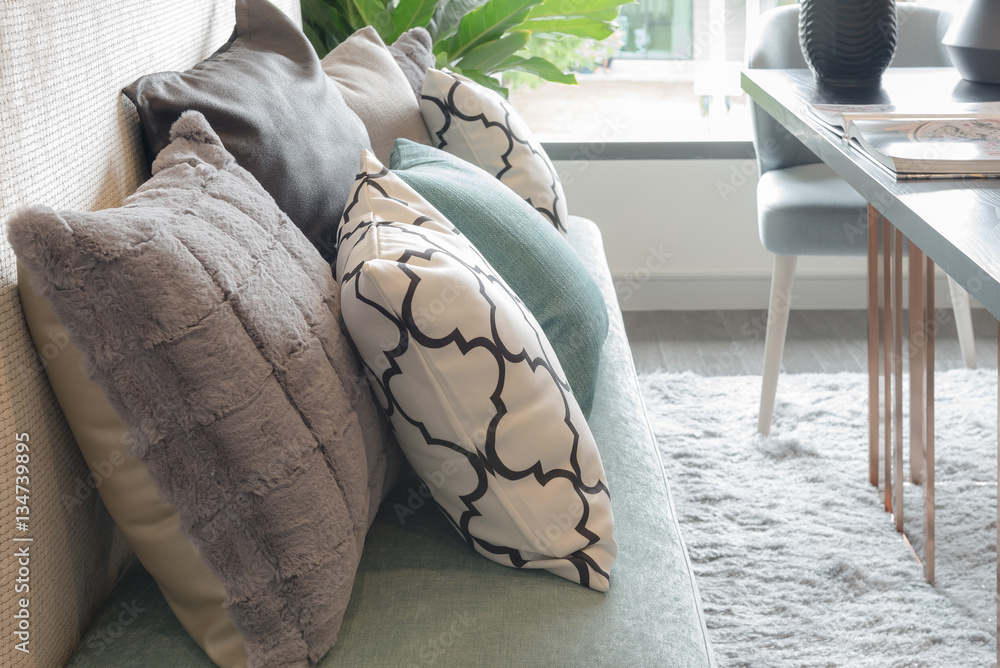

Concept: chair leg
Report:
left=947, top=275, right=977, bottom=369
left=758, top=254, right=797, bottom=436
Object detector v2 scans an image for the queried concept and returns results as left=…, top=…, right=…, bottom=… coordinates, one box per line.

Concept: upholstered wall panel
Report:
left=0, top=1, right=302, bottom=665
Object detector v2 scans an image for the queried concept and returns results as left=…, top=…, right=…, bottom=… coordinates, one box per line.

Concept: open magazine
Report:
left=808, top=101, right=1000, bottom=137
left=844, top=116, right=1000, bottom=178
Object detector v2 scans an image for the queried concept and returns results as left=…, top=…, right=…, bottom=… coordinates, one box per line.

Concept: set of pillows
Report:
left=9, top=1, right=614, bottom=666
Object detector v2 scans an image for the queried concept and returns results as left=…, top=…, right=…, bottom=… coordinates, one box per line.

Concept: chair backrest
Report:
left=748, top=3, right=954, bottom=176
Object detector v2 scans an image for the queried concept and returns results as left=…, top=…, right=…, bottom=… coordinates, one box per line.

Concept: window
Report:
left=511, top=0, right=937, bottom=143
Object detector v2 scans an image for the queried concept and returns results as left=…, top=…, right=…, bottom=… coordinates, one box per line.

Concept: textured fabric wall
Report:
left=0, top=1, right=302, bottom=666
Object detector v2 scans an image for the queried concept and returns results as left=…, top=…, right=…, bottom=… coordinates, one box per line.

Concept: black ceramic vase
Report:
left=799, top=0, right=898, bottom=87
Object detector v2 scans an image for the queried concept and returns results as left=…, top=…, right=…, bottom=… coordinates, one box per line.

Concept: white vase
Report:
left=942, top=0, right=1000, bottom=84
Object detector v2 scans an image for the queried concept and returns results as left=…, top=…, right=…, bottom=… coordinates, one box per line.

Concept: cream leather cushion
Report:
left=18, top=263, right=248, bottom=668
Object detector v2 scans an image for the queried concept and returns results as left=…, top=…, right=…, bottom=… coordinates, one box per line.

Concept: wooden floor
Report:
left=623, top=309, right=999, bottom=376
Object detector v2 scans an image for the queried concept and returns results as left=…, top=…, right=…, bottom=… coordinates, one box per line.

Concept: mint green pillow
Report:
left=389, top=139, right=608, bottom=416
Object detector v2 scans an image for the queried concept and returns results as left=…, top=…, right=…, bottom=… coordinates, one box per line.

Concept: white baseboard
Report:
left=614, top=273, right=970, bottom=311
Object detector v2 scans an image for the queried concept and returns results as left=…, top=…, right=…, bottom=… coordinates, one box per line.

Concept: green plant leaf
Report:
left=352, top=0, right=394, bottom=36
left=498, top=55, right=577, bottom=84
left=521, top=17, right=615, bottom=39
left=452, top=68, right=510, bottom=97
left=525, top=0, right=628, bottom=20
left=444, top=0, right=543, bottom=60
left=387, top=0, right=440, bottom=43
left=302, top=0, right=355, bottom=51
left=564, top=7, right=619, bottom=21
left=341, top=0, right=361, bottom=30
left=455, top=31, right=530, bottom=71
left=429, top=0, right=491, bottom=40
left=301, top=22, right=328, bottom=56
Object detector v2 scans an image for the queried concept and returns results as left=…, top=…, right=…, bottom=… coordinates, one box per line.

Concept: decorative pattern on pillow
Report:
left=336, top=150, right=616, bottom=591
left=389, top=138, right=607, bottom=416
left=420, top=68, right=569, bottom=234
left=123, top=0, right=369, bottom=260
left=8, top=112, right=396, bottom=668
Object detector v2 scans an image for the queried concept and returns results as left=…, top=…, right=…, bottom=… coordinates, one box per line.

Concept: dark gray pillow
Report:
left=8, top=111, right=398, bottom=667
left=123, top=0, right=368, bottom=260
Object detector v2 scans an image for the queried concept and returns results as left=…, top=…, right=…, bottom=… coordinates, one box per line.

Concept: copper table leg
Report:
left=893, top=228, right=904, bottom=532
left=909, top=242, right=925, bottom=485
left=883, top=213, right=892, bottom=513
left=868, top=205, right=880, bottom=488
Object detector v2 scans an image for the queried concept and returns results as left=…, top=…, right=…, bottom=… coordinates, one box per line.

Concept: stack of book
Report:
left=807, top=102, right=1000, bottom=179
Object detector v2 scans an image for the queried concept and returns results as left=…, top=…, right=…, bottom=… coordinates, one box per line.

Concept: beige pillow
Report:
left=321, top=26, right=431, bottom=164
left=17, top=263, right=248, bottom=668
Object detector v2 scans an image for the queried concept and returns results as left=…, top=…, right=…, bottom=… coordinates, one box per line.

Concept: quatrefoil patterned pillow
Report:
left=420, top=68, right=570, bottom=235
left=335, top=150, right=617, bottom=590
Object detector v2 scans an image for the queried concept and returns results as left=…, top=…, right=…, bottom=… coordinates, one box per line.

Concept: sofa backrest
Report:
left=0, top=2, right=301, bottom=665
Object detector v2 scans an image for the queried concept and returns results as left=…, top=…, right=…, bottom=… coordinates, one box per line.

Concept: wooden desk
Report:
left=741, top=66, right=1000, bottom=649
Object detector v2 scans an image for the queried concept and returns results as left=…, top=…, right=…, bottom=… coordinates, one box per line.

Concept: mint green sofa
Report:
left=65, top=217, right=715, bottom=667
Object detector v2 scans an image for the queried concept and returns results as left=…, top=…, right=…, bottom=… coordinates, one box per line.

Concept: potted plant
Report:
left=301, top=0, right=630, bottom=95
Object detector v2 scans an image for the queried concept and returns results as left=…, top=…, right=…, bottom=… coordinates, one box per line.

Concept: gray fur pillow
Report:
left=389, top=27, right=435, bottom=98
left=8, top=111, right=397, bottom=668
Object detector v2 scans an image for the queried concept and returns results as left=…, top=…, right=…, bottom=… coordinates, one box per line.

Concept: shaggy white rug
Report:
left=638, top=369, right=997, bottom=668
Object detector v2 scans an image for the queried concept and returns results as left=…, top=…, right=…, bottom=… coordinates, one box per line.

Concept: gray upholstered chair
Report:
left=749, top=3, right=975, bottom=436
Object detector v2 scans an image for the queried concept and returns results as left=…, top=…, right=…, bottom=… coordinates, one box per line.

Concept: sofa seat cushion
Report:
left=65, top=216, right=716, bottom=668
